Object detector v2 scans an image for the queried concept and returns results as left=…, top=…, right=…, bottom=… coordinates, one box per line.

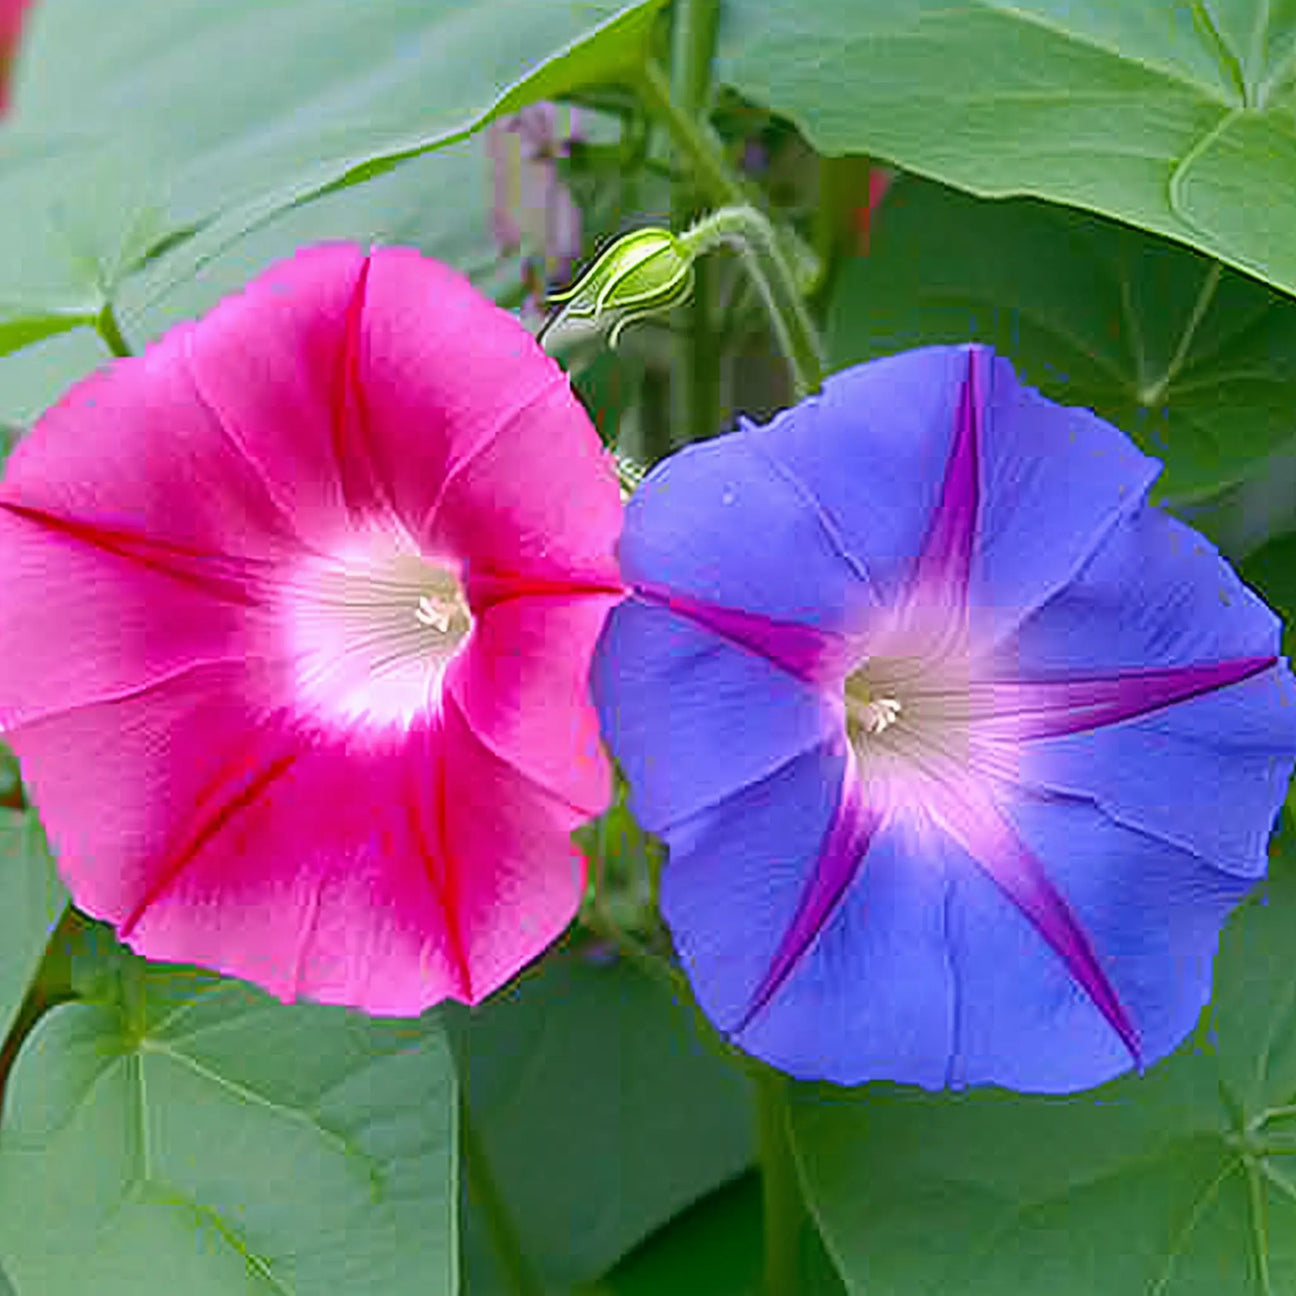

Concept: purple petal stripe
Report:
left=735, top=747, right=881, bottom=1032
left=986, top=656, right=1277, bottom=740
left=909, top=347, right=981, bottom=603
left=634, top=582, right=852, bottom=684
left=934, top=780, right=1141, bottom=1064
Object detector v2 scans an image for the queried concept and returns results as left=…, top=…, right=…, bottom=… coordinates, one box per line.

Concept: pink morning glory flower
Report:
left=0, top=243, right=624, bottom=1014
left=594, top=344, right=1296, bottom=1093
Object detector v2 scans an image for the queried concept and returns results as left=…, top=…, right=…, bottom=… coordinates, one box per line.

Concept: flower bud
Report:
left=546, top=227, right=694, bottom=345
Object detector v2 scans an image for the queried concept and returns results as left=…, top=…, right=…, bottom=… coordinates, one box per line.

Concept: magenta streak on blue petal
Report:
left=986, top=656, right=1277, bottom=740
left=734, top=748, right=882, bottom=1033
left=908, top=346, right=981, bottom=603
left=633, top=581, right=854, bottom=685
left=937, top=782, right=1141, bottom=1064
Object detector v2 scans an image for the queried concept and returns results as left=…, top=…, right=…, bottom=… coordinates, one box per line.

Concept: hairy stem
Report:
left=682, top=206, right=825, bottom=398
left=669, top=0, right=723, bottom=447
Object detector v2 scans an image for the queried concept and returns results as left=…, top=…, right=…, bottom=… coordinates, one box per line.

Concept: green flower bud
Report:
left=546, top=227, right=694, bottom=345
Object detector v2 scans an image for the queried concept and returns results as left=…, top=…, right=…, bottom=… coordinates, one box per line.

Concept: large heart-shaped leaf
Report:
left=0, top=937, right=456, bottom=1296
left=449, top=949, right=754, bottom=1291
left=128, top=134, right=507, bottom=340
left=787, top=831, right=1296, bottom=1295
left=718, top=0, right=1296, bottom=296
left=827, top=176, right=1296, bottom=503
left=7, top=0, right=662, bottom=337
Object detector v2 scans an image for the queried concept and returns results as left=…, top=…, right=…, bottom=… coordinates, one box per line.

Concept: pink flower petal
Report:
left=437, top=693, right=589, bottom=1002
left=447, top=592, right=621, bottom=815
left=429, top=376, right=623, bottom=595
left=0, top=506, right=255, bottom=731
left=2, top=322, right=296, bottom=565
left=11, top=659, right=585, bottom=1012
left=356, top=246, right=616, bottom=570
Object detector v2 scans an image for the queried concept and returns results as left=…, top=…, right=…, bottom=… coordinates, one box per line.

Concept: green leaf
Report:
left=0, top=812, right=67, bottom=1042
left=788, top=834, right=1296, bottom=1296
left=11, top=0, right=664, bottom=327
left=828, top=175, right=1296, bottom=503
left=448, top=950, right=754, bottom=1290
left=126, top=136, right=508, bottom=341
left=0, top=939, right=456, bottom=1296
left=0, top=134, right=162, bottom=357
left=595, top=1173, right=766, bottom=1296
left=1242, top=533, right=1296, bottom=658
left=594, top=1170, right=848, bottom=1296
left=717, top=0, right=1296, bottom=296
left=0, top=326, right=107, bottom=431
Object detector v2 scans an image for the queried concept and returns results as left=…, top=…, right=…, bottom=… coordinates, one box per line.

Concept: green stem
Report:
left=638, top=58, right=747, bottom=212
left=461, top=1096, right=546, bottom=1296
left=95, top=304, right=134, bottom=359
left=681, top=206, right=825, bottom=399
left=581, top=903, right=690, bottom=999
left=668, top=0, right=723, bottom=447
left=755, top=1069, right=808, bottom=1296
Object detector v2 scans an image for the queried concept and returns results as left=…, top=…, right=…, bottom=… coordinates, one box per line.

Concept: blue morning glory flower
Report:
left=593, top=345, right=1296, bottom=1093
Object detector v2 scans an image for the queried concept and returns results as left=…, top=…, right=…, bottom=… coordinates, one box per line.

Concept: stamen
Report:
left=281, top=529, right=473, bottom=730
left=860, top=696, right=902, bottom=734
left=415, top=594, right=454, bottom=633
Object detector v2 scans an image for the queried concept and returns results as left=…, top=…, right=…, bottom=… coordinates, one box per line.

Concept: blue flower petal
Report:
left=966, top=352, right=1159, bottom=636
left=1012, top=505, right=1296, bottom=874
left=756, top=347, right=1158, bottom=626
left=660, top=742, right=956, bottom=1090
left=618, top=431, right=875, bottom=629
left=1013, top=504, right=1280, bottom=672
left=592, top=598, right=836, bottom=832
left=756, top=346, right=970, bottom=604
left=662, top=753, right=1252, bottom=1091
left=945, top=792, right=1253, bottom=1092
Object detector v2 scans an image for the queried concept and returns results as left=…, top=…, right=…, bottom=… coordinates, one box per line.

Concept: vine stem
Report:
left=638, top=58, right=747, bottom=212
left=755, top=1068, right=809, bottom=1296
left=681, top=206, right=825, bottom=399
left=95, top=304, right=134, bottom=358
left=669, top=0, right=723, bottom=448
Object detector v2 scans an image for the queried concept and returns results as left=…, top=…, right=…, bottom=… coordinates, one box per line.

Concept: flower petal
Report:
left=757, top=346, right=972, bottom=605
left=10, top=660, right=584, bottom=1013
left=185, top=243, right=617, bottom=576
left=661, top=749, right=1249, bottom=1091
left=756, top=346, right=1158, bottom=625
left=966, top=350, right=1159, bottom=637
left=1010, top=505, right=1296, bottom=873
left=437, top=693, right=589, bottom=1003
left=447, top=591, right=620, bottom=816
left=185, top=243, right=377, bottom=543
left=616, top=431, right=876, bottom=628
left=943, top=791, right=1253, bottom=1092
left=660, top=743, right=956, bottom=1090
left=0, top=506, right=254, bottom=730
left=1, top=317, right=297, bottom=566
left=358, top=246, right=619, bottom=586
left=592, top=597, right=838, bottom=832
left=431, top=384, right=622, bottom=593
